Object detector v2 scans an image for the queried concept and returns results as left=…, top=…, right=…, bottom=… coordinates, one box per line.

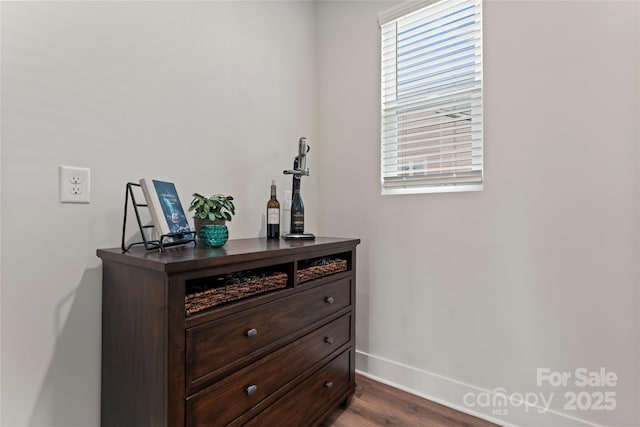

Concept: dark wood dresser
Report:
left=97, top=237, right=360, bottom=427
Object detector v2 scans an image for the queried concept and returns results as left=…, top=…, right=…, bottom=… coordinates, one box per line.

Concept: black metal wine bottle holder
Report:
left=121, top=182, right=196, bottom=253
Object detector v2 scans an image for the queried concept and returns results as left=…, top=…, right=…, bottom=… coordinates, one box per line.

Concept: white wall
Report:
left=316, top=1, right=639, bottom=426
left=0, top=2, right=317, bottom=426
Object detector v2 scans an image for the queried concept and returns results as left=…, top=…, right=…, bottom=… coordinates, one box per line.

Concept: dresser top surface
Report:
left=97, top=236, right=360, bottom=273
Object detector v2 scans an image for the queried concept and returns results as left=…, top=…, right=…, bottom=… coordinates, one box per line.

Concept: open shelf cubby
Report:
left=185, top=264, right=292, bottom=316
left=296, top=251, right=351, bottom=284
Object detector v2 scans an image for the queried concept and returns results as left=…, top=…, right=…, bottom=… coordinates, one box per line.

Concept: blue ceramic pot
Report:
left=198, top=224, right=228, bottom=248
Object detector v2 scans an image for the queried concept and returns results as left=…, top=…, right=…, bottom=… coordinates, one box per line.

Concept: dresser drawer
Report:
left=186, top=277, right=351, bottom=388
left=186, top=314, right=351, bottom=426
left=245, top=350, right=351, bottom=427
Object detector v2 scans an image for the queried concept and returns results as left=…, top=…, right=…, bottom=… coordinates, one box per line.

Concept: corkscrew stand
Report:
left=121, top=182, right=196, bottom=253
left=283, top=137, right=315, bottom=241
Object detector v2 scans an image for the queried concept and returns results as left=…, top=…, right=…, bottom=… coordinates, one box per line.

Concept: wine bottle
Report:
left=266, top=180, right=280, bottom=239
left=290, top=178, right=304, bottom=234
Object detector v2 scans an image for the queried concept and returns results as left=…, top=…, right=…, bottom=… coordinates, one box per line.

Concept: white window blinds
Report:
left=380, top=0, right=483, bottom=194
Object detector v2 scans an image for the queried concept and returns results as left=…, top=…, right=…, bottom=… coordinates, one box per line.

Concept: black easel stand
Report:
left=121, top=182, right=196, bottom=253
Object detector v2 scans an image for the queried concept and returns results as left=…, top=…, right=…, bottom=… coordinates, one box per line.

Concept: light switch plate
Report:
left=284, top=190, right=292, bottom=210
left=59, top=165, right=90, bottom=203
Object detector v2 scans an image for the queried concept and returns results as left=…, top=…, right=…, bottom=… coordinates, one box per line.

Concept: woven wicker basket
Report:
left=185, top=272, right=287, bottom=317
left=296, top=259, right=347, bottom=284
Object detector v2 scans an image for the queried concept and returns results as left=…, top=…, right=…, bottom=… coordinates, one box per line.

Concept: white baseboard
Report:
left=355, top=350, right=601, bottom=427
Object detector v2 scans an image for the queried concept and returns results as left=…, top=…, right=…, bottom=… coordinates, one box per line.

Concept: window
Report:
left=380, top=0, right=483, bottom=194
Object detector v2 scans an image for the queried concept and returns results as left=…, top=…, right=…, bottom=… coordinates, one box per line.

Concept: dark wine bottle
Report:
left=266, top=180, right=280, bottom=239
left=290, top=178, right=304, bottom=234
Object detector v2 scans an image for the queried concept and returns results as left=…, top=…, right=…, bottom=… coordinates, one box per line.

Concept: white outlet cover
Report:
left=59, top=165, right=90, bottom=203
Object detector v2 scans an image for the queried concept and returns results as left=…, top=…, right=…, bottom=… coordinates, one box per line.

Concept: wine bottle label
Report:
left=267, top=208, right=280, bottom=225
left=291, top=211, right=304, bottom=232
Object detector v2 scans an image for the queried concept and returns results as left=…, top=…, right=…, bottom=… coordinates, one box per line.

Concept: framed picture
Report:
left=139, top=178, right=191, bottom=241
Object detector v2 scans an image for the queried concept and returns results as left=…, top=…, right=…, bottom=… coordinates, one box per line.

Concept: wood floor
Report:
left=322, top=374, right=500, bottom=427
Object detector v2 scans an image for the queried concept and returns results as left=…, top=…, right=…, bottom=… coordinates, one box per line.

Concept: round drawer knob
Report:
left=246, top=328, right=258, bottom=337
left=325, top=381, right=334, bottom=389
left=246, top=384, right=258, bottom=396
left=324, top=337, right=334, bottom=345
left=324, top=297, right=334, bottom=304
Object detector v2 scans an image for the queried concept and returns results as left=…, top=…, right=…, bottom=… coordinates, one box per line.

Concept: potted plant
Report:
left=189, top=193, right=235, bottom=247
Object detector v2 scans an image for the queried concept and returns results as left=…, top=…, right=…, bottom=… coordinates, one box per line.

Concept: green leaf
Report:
left=189, top=193, right=236, bottom=220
